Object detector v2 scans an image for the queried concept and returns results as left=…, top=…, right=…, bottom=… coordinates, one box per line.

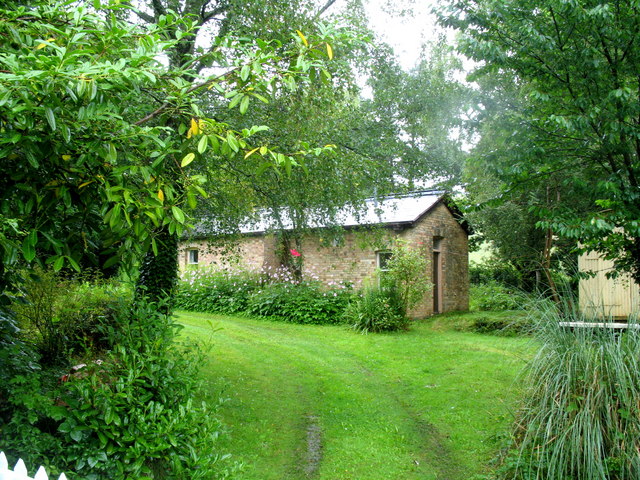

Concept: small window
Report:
left=377, top=251, right=392, bottom=271
left=187, top=249, right=199, bottom=265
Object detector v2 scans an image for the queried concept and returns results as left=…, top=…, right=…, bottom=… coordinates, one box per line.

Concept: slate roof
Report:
left=238, top=190, right=447, bottom=234
left=190, top=190, right=469, bottom=237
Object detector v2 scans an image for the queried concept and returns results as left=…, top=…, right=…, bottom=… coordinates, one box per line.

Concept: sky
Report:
left=363, top=0, right=444, bottom=71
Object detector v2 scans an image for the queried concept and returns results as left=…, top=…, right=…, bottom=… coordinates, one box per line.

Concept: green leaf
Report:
left=22, top=230, right=37, bottom=262
left=181, top=152, right=196, bottom=167
left=187, top=191, right=197, bottom=209
left=45, top=107, right=56, bottom=131
left=53, top=256, right=65, bottom=271
left=227, top=133, right=240, bottom=152
left=103, top=255, right=120, bottom=269
left=240, top=64, right=251, bottom=82
left=70, top=429, right=83, bottom=442
left=106, top=143, right=117, bottom=163
left=239, top=95, right=250, bottom=115
left=228, top=93, right=244, bottom=110
left=251, top=92, right=270, bottom=104
left=171, top=206, right=186, bottom=224
left=66, top=256, right=80, bottom=272
left=197, top=135, right=208, bottom=154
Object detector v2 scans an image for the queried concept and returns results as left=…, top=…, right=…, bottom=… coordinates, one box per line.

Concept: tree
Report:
left=440, top=0, right=640, bottom=282
left=117, top=0, right=358, bottom=302
left=0, top=0, right=336, bottom=303
left=186, top=38, right=471, bottom=282
left=461, top=72, right=589, bottom=294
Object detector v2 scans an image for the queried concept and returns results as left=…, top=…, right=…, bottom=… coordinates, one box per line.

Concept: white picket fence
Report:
left=0, top=452, right=67, bottom=480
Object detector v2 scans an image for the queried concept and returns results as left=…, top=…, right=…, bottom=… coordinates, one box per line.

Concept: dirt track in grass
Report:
left=178, top=311, right=531, bottom=480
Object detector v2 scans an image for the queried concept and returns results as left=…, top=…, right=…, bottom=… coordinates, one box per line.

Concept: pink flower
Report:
left=290, top=249, right=301, bottom=257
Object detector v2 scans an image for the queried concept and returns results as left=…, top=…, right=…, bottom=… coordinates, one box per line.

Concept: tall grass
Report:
left=505, top=298, right=640, bottom=479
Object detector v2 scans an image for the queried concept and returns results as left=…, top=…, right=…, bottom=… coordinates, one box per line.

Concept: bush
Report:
left=343, top=286, right=408, bottom=333
left=175, top=266, right=352, bottom=325
left=11, top=268, right=72, bottom=364
left=382, top=240, right=431, bottom=314
left=246, top=281, right=351, bottom=324
left=468, top=312, right=530, bottom=336
left=470, top=282, right=524, bottom=311
left=57, top=281, right=131, bottom=354
left=174, top=268, right=261, bottom=314
left=469, top=260, right=522, bottom=289
left=12, top=269, right=132, bottom=362
left=498, top=301, right=640, bottom=479
left=0, top=299, right=233, bottom=480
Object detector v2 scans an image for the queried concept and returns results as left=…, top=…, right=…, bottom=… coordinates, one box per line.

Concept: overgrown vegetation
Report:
left=492, top=299, right=640, bottom=479
left=176, top=242, right=431, bottom=333
left=11, top=269, right=130, bottom=364
left=470, top=282, right=524, bottom=312
left=175, top=266, right=352, bottom=325
left=1, top=287, right=232, bottom=480
left=346, top=240, right=431, bottom=332
left=343, top=284, right=407, bottom=332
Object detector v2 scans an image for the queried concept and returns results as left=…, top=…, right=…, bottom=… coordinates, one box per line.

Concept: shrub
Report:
left=382, top=240, right=431, bottom=314
left=57, top=281, right=131, bottom=354
left=0, top=299, right=233, bottom=480
left=246, top=281, right=351, bottom=324
left=12, top=269, right=132, bottom=362
left=176, top=266, right=352, bottom=325
left=469, top=260, right=522, bottom=289
left=174, top=267, right=260, bottom=314
left=11, top=267, right=72, bottom=364
left=470, top=282, right=524, bottom=311
left=468, top=312, right=530, bottom=336
left=343, top=286, right=408, bottom=333
left=499, top=301, right=640, bottom=479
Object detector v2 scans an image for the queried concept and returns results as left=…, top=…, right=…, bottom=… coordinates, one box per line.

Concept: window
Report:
left=187, top=249, right=199, bottom=265
left=377, top=251, right=392, bottom=271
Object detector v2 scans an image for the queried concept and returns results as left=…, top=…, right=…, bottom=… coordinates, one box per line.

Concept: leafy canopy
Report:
left=440, top=0, right=640, bottom=281
left=0, top=0, right=336, bottom=298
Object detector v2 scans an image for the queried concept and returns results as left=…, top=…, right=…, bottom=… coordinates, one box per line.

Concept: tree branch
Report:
left=314, top=0, right=338, bottom=19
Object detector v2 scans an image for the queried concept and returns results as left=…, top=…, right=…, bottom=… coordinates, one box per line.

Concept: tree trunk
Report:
left=136, top=227, right=178, bottom=312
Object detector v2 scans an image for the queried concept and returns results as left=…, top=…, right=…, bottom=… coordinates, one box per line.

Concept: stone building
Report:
left=178, top=191, right=470, bottom=317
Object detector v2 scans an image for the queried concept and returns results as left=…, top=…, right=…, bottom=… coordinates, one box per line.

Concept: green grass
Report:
left=176, top=311, right=533, bottom=480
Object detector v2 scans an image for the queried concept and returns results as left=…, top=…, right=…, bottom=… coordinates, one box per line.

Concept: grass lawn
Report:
left=176, top=311, right=533, bottom=480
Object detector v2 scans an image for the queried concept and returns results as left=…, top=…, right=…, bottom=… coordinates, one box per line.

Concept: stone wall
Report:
left=178, top=201, right=469, bottom=317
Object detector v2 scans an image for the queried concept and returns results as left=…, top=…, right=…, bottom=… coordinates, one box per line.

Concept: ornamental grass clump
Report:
left=503, top=299, right=640, bottom=480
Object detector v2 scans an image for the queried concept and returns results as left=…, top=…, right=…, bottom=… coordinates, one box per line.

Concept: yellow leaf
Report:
left=62, top=155, right=71, bottom=161
left=187, top=118, right=199, bottom=138
left=244, top=147, right=260, bottom=159
left=36, top=38, right=55, bottom=50
left=296, top=30, right=309, bottom=48
left=78, top=181, right=93, bottom=189
left=326, top=43, right=333, bottom=60
left=157, top=189, right=165, bottom=202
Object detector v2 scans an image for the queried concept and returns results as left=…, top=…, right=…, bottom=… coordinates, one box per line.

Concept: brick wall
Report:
left=178, top=201, right=469, bottom=317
